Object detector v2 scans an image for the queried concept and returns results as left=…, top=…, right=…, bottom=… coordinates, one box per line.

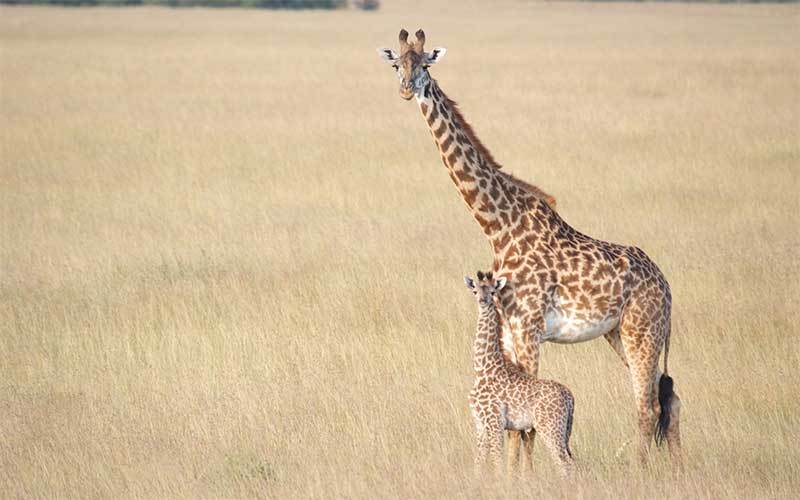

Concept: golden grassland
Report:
left=1, top=2, right=799, bottom=498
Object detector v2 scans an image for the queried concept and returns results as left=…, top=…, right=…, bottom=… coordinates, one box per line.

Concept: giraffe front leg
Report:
left=475, top=430, right=504, bottom=476
left=475, top=411, right=505, bottom=477
left=506, top=430, right=521, bottom=478
left=511, top=319, right=543, bottom=378
left=473, top=416, right=488, bottom=473
left=475, top=433, right=489, bottom=471
left=485, top=422, right=504, bottom=473
left=510, top=318, right=544, bottom=470
left=520, top=429, right=536, bottom=474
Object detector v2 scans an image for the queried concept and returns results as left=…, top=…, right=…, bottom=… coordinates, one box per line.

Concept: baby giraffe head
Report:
left=464, top=270, right=507, bottom=307
left=377, top=29, right=447, bottom=101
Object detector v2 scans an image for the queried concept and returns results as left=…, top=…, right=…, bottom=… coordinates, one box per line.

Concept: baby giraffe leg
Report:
left=475, top=433, right=489, bottom=471
left=485, top=425, right=505, bottom=473
left=541, top=431, right=575, bottom=478
left=475, top=415, right=504, bottom=475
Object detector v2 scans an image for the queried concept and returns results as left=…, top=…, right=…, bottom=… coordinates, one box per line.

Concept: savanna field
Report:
left=1, top=1, right=799, bottom=498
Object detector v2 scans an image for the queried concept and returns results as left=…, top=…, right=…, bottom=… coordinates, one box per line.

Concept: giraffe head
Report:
left=377, top=29, right=447, bottom=101
left=464, top=271, right=507, bottom=306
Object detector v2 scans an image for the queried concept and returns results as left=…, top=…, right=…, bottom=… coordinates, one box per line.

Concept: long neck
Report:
left=416, top=80, right=525, bottom=239
left=473, top=301, right=504, bottom=374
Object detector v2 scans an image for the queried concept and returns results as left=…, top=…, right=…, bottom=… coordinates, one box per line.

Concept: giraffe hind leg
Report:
left=648, top=368, right=684, bottom=468
left=604, top=327, right=628, bottom=368
left=619, top=315, right=663, bottom=466
left=665, top=384, right=683, bottom=468
left=540, top=429, right=575, bottom=478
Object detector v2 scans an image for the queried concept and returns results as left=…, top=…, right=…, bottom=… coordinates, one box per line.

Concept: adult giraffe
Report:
left=377, top=29, right=682, bottom=468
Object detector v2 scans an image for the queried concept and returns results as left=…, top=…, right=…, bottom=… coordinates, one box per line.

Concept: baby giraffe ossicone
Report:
left=466, top=271, right=577, bottom=476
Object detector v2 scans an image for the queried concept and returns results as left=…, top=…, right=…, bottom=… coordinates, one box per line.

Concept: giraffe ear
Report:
left=424, top=47, right=446, bottom=66
left=494, top=277, right=507, bottom=292
left=377, top=48, right=400, bottom=65
left=464, top=276, right=475, bottom=291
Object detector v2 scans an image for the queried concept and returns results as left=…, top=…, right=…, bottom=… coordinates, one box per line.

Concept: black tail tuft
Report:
left=565, top=394, right=575, bottom=459
left=655, top=374, right=674, bottom=447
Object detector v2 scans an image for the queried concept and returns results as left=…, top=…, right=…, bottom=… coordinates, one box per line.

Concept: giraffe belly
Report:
left=542, top=311, right=619, bottom=344
left=504, top=405, right=534, bottom=432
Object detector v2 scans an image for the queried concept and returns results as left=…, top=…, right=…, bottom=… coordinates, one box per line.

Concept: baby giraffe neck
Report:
left=473, top=301, right=504, bottom=374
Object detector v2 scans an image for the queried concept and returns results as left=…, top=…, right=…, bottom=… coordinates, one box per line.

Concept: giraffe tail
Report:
left=655, top=316, right=674, bottom=446
left=655, top=374, right=674, bottom=447
left=565, top=391, right=575, bottom=459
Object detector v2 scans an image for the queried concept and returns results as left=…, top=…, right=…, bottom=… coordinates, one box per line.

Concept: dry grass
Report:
left=1, top=2, right=799, bottom=498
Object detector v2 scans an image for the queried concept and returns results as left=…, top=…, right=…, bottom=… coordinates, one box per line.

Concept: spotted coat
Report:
left=378, top=29, right=683, bottom=466
left=467, top=272, right=576, bottom=476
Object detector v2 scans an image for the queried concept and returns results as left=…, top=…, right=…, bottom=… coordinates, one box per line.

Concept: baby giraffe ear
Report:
left=424, top=47, right=447, bottom=66
left=495, top=277, right=508, bottom=292
left=377, top=48, right=400, bottom=65
left=464, top=276, right=475, bottom=290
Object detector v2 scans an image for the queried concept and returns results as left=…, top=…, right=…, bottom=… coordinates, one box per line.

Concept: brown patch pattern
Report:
left=416, top=72, right=681, bottom=467
left=467, top=273, right=576, bottom=476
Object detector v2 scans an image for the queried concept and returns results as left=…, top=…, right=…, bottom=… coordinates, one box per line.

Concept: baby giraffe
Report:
left=466, top=271, right=577, bottom=476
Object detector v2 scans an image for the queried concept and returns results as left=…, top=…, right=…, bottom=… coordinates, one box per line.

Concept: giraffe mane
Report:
left=439, top=88, right=557, bottom=211
left=496, top=171, right=558, bottom=210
